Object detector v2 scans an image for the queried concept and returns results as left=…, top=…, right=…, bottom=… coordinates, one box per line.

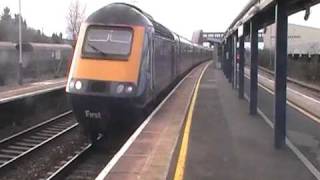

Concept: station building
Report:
left=263, top=23, right=320, bottom=55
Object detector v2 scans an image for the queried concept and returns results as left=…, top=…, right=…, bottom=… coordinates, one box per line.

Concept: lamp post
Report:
left=18, top=0, right=23, bottom=85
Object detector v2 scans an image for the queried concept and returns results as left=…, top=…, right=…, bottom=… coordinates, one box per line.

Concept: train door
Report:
left=152, top=36, right=163, bottom=95
left=175, top=37, right=181, bottom=79
left=171, top=43, right=176, bottom=81
left=176, top=36, right=181, bottom=76
left=150, top=33, right=155, bottom=94
left=192, top=46, right=195, bottom=67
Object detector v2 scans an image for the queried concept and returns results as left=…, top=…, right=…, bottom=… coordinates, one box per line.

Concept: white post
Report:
left=18, top=0, right=23, bottom=84
left=233, top=35, right=237, bottom=88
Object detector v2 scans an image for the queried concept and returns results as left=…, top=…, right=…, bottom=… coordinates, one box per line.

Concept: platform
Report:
left=96, top=62, right=317, bottom=180
left=0, top=78, right=66, bottom=104
left=178, top=64, right=315, bottom=180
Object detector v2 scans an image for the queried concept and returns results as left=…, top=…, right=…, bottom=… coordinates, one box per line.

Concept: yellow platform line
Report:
left=174, top=62, right=211, bottom=180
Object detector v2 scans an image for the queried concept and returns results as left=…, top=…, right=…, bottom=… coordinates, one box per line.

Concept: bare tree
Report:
left=66, top=0, right=85, bottom=41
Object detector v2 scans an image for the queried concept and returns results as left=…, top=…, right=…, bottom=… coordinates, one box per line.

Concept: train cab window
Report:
left=82, top=26, right=133, bottom=59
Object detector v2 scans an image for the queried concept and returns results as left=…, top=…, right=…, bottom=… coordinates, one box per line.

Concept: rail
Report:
left=258, top=66, right=320, bottom=94
left=46, top=143, right=93, bottom=180
left=0, top=111, right=77, bottom=171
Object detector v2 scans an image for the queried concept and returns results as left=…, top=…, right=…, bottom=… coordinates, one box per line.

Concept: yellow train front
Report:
left=66, top=3, right=212, bottom=142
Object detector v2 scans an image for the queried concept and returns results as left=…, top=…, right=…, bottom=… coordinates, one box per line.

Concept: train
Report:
left=0, top=42, right=72, bottom=86
left=66, top=3, right=212, bottom=142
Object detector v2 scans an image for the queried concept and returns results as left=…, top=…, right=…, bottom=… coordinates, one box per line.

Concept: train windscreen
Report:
left=82, top=26, right=133, bottom=59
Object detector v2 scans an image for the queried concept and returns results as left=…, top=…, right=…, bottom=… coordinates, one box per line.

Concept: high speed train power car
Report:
left=66, top=3, right=212, bottom=142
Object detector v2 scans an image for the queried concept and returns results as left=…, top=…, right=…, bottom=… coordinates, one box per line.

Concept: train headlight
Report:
left=116, top=84, right=125, bottom=94
left=69, top=80, right=75, bottom=89
left=125, top=86, right=133, bottom=93
left=75, top=80, right=82, bottom=90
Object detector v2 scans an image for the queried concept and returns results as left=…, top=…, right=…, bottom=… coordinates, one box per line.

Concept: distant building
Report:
left=263, top=23, right=320, bottom=55
left=192, top=30, right=203, bottom=45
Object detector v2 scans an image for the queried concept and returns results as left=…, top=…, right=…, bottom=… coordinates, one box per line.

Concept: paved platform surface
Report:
left=244, top=69, right=320, bottom=171
left=96, top=62, right=209, bottom=180
left=183, top=64, right=316, bottom=180
left=0, top=78, right=66, bottom=104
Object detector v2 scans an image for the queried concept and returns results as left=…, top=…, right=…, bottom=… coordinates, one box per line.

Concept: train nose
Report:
left=70, top=95, right=111, bottom=134
left=67, top=78, right=136, bottom=97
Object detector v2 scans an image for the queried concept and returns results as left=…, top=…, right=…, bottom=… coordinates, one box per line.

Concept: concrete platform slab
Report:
left=96, top=62, right=210, bottom=180
left=181, top=64, right=316, bottom=180
left=97, top=62, right=317, bottom=180
left=0, top=78, right=66, bottom=104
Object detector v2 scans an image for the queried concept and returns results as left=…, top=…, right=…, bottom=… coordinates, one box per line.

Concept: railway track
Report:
left=45, top=120, right=142, bottom=180
left=0, top=111, right=77, bottom=171
left=45, top=143, right=93, bottom=180
left=45, top=135, right=113, bottom=180
left=258, top=66, right=320, bottom=94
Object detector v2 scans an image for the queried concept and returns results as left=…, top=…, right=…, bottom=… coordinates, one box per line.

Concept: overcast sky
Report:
left=1, top=0, right=320, bottom=39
